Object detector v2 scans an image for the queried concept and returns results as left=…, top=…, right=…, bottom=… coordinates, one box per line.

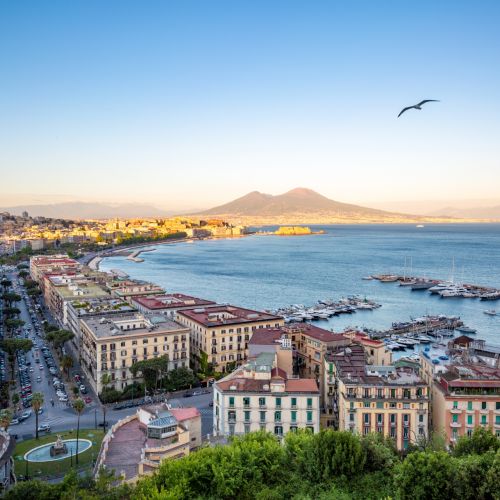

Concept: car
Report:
left=37, top=408, right=43, bottom=415
left=36, top=376, right=42, bottom=382
left=10, top=418, right=20, bottom=425
left=20, top=410, right=32, bottom=420
left=29, top=368, right=34, bottom=373
left=183, top=392, right=193, bottom=398
left=79, top=385, right=87, bottom=394
left=58, top=396, right=68, bottom=402
left=84, top=396, right=92, bottom=404
left=39, top=365, right=44, bottom=370
left=37, top=423, right=50, bottom=432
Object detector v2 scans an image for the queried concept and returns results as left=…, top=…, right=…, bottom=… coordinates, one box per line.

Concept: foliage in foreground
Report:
left=5, top=428, right=500, bottom=500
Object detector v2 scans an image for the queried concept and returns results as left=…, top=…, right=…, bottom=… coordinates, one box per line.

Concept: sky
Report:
left=1, top=1, right=500, bottom=212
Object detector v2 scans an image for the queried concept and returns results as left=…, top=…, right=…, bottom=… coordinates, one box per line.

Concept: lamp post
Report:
left=94, top=408, right=97, bottom=429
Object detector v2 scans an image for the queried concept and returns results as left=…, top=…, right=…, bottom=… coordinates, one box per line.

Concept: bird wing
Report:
left=398, top=106, right=415, bottom=118
left=417, top=99, right=439, bottom=106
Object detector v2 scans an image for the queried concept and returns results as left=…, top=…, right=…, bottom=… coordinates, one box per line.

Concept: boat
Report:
left=411, top=281, right=434, bottom=290
left=480, top=292, right=500, bottom=301
left=455, top=326, right=477, bottom=334
left=416, top=224, right=424, bottom=228
left=362, top=276, right=374, bottom=280
left=379, top=275, right=399, bottom=283
left=484, top=309, right=498, bottom=316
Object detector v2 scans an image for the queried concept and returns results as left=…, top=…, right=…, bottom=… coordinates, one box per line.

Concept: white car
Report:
left=59, top=395, right=68, bottom=402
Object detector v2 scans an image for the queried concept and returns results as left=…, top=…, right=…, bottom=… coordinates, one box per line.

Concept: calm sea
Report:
left=100, top=224, right=500, bottom=351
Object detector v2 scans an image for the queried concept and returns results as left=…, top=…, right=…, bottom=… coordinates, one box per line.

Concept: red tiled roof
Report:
left=449, top=380, right=500, bottom=388
left=170, top=407, right=201, bottom=421
left=284, top=323, right=346, bottom=343
left=285, top=379, right=319, bottom=393
left=248, top=328, right=282, bottom=345
left=178, top=305, right=282, bottom=327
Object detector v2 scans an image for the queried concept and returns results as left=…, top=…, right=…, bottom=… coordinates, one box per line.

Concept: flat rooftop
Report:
left=178, top=305, right=282, bottom=328
left=82, top=312, right=187, bottom=339
left=70, top=297, right=135, bottom=316
left=133, top=293, right=216, bottom=310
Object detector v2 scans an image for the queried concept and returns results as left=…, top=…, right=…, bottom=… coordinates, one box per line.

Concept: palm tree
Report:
left=32, top=392, right=44, bottom=440
left=61, top=355, right=73, bottom=379
left=73, top=398, right=85, bottom=465
left=100, top=373, right=111, bottom=430
left=0, top=409, right=12, bottom=431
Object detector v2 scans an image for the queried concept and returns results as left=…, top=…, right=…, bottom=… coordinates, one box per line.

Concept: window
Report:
left=496, top=416, right=500, bottom=425
left=376, top=402, right=384, bottom=409
left=467, top=415, right=473, bottom=425
left=229, top=397, right=235, bottom=408
left=482, top=401, right=487, bottom=410
left=243, top=397, right=250, bottom=408
left=275, top=411, right=282, bottom=422
left=260, top=411, right=266, bottom=423
left=363, top=413, right=370, bottom=425
left=390, top=389, right=396, bottom=398
left=496, top=402, right=500, bottom=410
left=244, top=424, right=251, bottom=434
left=291, top=397, right=297, bottom=408
left=244, top=411, right=250, bottom=422
left=364, top=402, right=370, bottom=408
left=481, top=415, right=487, bottom=425
left=453, top=401, right=458, bottom=409
left=275, top=397, right=282, bottom=409
left=143, top=339, right=148, bottom=344
left=291, top=411, right=297, bottom=423
left=274, top=426, right=283, bottom=436
left=259, top=397, right=266, bottom=407
left=419, top=414, right=424, bottom=423
left=307, top=411, right=313, bottom=423
left=307, top=398, right=313, bottom=409
left=468, top=401, right=473, bottom=411
left=452, top=414, right=458, bottom=423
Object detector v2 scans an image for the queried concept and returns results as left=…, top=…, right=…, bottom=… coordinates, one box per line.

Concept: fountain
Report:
left=24, top=438, right=93, bottom=462
left=50, top=435, right=68, bottom=457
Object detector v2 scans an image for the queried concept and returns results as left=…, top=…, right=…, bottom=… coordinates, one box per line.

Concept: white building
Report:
left=213, top=352, right=320, bottom=438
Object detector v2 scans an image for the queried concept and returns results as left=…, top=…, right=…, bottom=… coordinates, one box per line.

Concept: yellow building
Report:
left=176, top=305, right=284, bottom=373
left=326, top=344, right=429, bottom=450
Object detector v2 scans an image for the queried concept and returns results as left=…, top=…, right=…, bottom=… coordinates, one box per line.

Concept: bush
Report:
left=453, top=427, right=500, bottom=457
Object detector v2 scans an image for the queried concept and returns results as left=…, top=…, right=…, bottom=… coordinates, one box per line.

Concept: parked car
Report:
left=37, top=423, right=51, bottom=433
left=79, top=385, right=87, bottom=394
left=84, top=396, right=92, bottom=404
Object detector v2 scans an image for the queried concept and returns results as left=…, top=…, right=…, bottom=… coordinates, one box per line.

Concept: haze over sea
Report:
left=100, top=224, right=500, bottom=352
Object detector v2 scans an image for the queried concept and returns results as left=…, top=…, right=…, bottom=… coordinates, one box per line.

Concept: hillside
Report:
left=196, top=188, right=465, bottom=224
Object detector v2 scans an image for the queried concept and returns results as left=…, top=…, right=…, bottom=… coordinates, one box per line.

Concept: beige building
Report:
left=131, top=293, right=216, bottom=318
left=213, top=352, right=320, bottom=438
left=96, top=405, right=201, bottom=483
left=326, top=344, right=429, bottom=450
left=79, top=312, right=190, bottom=394
left=343, top=330, right=393, bottom=366
left=176, top=305, right=284, bottom=373
left=29, top=255, right=79, bottom=288
left=108, top=280, right=165, bottom=303
left=420, top=336, right=500, bottom=445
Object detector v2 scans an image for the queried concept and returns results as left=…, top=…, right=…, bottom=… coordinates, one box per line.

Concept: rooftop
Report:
left=69, top=297, right=135, bottom=316
left=133, top=293, right=216, bottom=311
left=178, top=305, right=282, bottom=328
left=283, top=323, right=346, bottom=343
left=81, top=312, right=187, bottom=339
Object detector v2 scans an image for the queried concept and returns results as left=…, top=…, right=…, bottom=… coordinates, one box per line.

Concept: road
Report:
left=7, top=270, right=214, bottom=442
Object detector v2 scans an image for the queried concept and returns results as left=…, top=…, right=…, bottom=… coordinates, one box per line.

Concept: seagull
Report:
left=398, top=99, right=440, bottom=118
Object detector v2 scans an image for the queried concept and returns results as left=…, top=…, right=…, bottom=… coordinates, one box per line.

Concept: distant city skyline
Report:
left=1, top=1, right=499, bottom=210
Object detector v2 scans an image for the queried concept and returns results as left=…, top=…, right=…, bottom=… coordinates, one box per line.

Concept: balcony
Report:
left=450, top=407, right=461, bottom=414
left=450, top=421, right=462, bottom=428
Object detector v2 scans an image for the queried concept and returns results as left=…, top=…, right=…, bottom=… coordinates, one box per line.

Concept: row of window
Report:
left=227, top=410, right=315, bottom=424
left=452, top=401, right=500, bottom=411
left=356, top=401, right=426, bottom=410
left=357, top=413, right=424, bottom=425
left=347, top=388, right=425, bottom=399
left=452, top=413, right=500, bottom=425
left=228, top=424, right=314, bottom=436
left=226, top=396, right=314, bottom=409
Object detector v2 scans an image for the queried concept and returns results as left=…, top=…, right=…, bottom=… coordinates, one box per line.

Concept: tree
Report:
left=4, top=318, right=25, bottom=334
left=2, top=292, right=21, bottom=306
left=100, top=373, right=112, bottom=429
left=394, top=451, right=456, bottom=500
left=11, top=393, right=20, bottom=407
left=0, top=339, right=33, bottom=381
left=61, top=355, right=73, bottom=379
left=453, top=427, right=500, bottom=457
left=73, top=398, right=85, bottom=465
left=2, top=307, right=21, bottom=317
left=0, top=409, right=12, bottom=431
left=1, top=279, right=12, bottom=290
left=46, top=329, right=75, bottom=355
left=32, top=392, right=44, bottom=440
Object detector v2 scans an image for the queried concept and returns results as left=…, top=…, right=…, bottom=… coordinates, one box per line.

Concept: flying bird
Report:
left=398, top=99, right=440, bottom=118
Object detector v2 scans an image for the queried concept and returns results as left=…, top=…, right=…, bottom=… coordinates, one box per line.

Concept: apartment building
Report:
left=79, top=312, right=190, bottom=394
left=420, top=336, right=500, bottom=445
left=213, top=352, right=320, bottom=438
left=107, top=280, right=165, bottom=304
left=176, top=305, right=284, bottom=373
left=131, top=293, right=216, bottom=318
left=326, top=344, right=429, bottom=450
left=43, top=273, right=109, bottom=327
left=29, top=255, right=79, bottom=284
left=66, top=297, right=135, bottom=353
left=344, top=330, right=393, bottom=366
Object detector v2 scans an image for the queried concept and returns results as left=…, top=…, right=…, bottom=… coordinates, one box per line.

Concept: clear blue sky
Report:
left=1, top=1, right=499, bottom=211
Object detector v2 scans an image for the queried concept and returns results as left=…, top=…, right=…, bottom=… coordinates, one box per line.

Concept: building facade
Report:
left=79, top=312, right=190, bottom=393
left=326, top=345, right=429, bottom=450
left=131, top=293, right=216, bottom=318
left=176, top=305, right=284, bottom=373
left=213, top=352, right=320, bottom=438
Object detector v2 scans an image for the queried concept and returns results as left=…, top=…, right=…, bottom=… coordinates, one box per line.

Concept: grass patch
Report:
left=14, top=428, right=105, bottom=479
